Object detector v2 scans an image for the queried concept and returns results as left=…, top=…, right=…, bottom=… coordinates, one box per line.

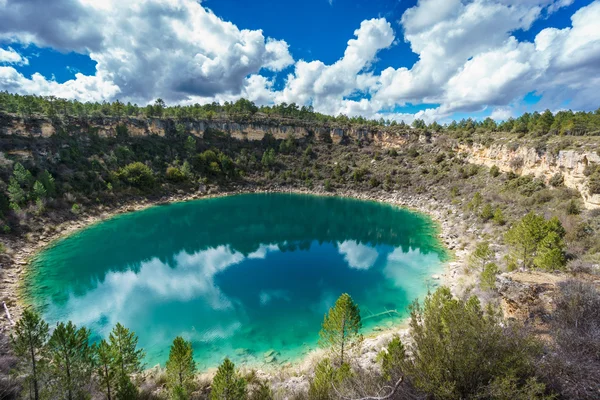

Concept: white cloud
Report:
left=0, top=0, right=598, bottom=121
left=0, top=0, right=293, bottom=103
left=259, top=289, right=291, bottom=305
left=0, top=47, right=28, bottom=65
left=337, top=240, right=379, bottom=270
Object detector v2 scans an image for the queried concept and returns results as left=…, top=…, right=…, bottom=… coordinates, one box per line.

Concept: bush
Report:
left=589, top=172, right=600, bottom=195
left=118, top=162, right=155, bottom=189
left=480, top=263, right=499, bottom=291
left=399, top=287, right=544, bottom=399
left=542, top=280, right=600, bottom=399
left=166, top=166, right=186, bottom=182
left=307, top=359, right=351, bottom=400
left=549, top=173, right=564, bottom=187
left=490, top=165, right=500, bottom=177
left=566, top=199, right=581, bottom=215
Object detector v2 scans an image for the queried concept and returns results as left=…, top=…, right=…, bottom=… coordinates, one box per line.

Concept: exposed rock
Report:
left=460, top=143, right=600, bottom=209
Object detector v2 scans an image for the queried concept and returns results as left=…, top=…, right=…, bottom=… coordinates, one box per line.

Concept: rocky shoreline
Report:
left=0, top=185, right=474, bottom=392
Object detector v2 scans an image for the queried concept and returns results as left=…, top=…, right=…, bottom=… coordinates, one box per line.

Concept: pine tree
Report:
left=318, top=293, right=362, bottom=366
left=11, top=310, right=49, bottom=400
left=7, top=177, right=26, bottom=209
left=47, top=321, right=94, bottom=400
left=38, top=170, right=56, bottom=197
left=210, top=358, right=247, bottom=400
left=377, top=336, right=406, bottom=381
left=470, top=242, right=494, bottom=271
left=505, top=213, right=549, bottom=269
left=32, top=181, right=46, bottom=201
left=13, top=162, right=33, bottom=187
left=108, top=323, right=145, bottom=397
left=96, top=339, right=116, bottom=400
left=505, top=213, right=566, bottom=270
left=166, top=336, right=196, bottom=395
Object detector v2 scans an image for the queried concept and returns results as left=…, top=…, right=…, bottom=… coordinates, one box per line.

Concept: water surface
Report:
left=26, top=193, right=446, bottom=368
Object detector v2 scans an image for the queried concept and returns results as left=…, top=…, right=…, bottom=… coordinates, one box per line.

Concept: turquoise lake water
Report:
left=26, top=193, right=447, bottom=368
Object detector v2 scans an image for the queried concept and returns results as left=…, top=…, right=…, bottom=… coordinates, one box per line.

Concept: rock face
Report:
left=0, top=113, right=409, bottom=147
left=459, top=143, right=600, bottom=209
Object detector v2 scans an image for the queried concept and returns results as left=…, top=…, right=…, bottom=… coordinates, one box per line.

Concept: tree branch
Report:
left=332, top=376, right=404, bottom=400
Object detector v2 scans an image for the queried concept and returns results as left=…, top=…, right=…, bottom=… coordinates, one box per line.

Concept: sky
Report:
left=0, top=0, right=599, bottom=123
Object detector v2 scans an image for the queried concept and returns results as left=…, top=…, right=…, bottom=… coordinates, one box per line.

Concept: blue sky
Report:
left=1, top=0, right=599, bottom=122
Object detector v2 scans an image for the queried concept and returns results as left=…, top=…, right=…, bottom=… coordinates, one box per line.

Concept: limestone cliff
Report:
left=0, top=112, right=409, bottom=146
left=459, top=143, right=600, bottom=209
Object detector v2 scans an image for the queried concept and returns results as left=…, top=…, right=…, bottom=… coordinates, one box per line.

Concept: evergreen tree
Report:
left=470, top=242, right=494, bottom=271
left=318, top=293, right=362, bottom=366
left=534, top=232, right=566, bottom=271
left=96, top=339, right=116, bottom=400
left=13, top=162, right=33, bottom=188
left=11, top=310, right=49, bottom=400
left=38, top=170, right=56, bottom=197
left=184, top=136, right=196, bottom=157
left=7, top=177, right=26, bottom=209
left=210, top=358, right=246, bottom=400
left=166, top=336, right=196, bottom=396
left=115, top=374, right=138, bottom=400
left=108, top=323, right=145, bottom=396
left=377, top=336, right=406, bottom=381
left=46, top=321, right=94, bottom=400
left=32, top=181, right=46, bottom=201
left=505, top=213, right=566, bottom=270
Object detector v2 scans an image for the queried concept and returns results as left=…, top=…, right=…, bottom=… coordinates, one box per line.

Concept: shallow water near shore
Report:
left=25, top=193, right=447, bottom=368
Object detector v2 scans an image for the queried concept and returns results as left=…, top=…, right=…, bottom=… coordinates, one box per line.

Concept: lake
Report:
left=25, top=193, right=447, bottom=368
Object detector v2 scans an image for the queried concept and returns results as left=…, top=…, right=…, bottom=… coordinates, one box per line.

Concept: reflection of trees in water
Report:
left=29, top=194, right=446, bottom=296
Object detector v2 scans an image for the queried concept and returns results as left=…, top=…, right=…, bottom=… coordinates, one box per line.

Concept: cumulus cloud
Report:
left=0, top=46, right=28, bottom=65
left=0, top=0, right=598, bottom=121
left=337, top=240, right=379, bottom=270
left=0, top=0, right=294, bottom=103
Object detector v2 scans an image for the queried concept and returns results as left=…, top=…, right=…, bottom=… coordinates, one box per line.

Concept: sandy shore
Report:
left=0, top=185, right=474, bottom=391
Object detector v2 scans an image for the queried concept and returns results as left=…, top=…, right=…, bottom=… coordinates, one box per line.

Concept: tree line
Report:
left=10, top=276, right=597, bottom=399
left=2, top=91, right=599, bottom=135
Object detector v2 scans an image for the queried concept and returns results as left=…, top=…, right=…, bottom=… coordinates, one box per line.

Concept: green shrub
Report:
left=549, top=173, right=564, bottom=187
left=480, top=203, right=494, bottom=221
left=400, top=287, right=544, bottom=399
left=566, top=200, right=581, bottom=215
left=490, top=165, right=500, bottom=177
left=480, top=263, right=499, bottom=291
left=118, top=162, right=155, bottom=189
left=377, top=336, right=406, bottom=381
left=308, top=359, right=352, bottom=400
left=261, top=148, right=276, bottom=168
left=589, top=172, right=600, bottom=195
left=505, top=213, right=566, bottom=270
left=210, top=358, right=247, bottom=400
left=166, top=166, right=186, bottom=182
left=493, top=207, right=506, bottom=225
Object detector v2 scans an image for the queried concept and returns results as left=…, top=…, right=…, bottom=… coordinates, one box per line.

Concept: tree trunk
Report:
left=28, top=332, right=39, bottom=400
left=104, top=363, right=112, bottom=400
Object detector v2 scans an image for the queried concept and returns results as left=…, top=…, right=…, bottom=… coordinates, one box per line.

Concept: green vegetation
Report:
left=318, top=293, right=362, bottom=366
left=10, top=310, right=49, bottom=400
left=210, top=358, right=247, bottom=400
left=505, top=213, right=566, bottom=270
left=1, top=92, right=600, bottom=399
left=5, top=282, right=600, bottom=399
left=46, top=321, right=94, bottom=399
left=166, top=336, right=196, bottom=397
